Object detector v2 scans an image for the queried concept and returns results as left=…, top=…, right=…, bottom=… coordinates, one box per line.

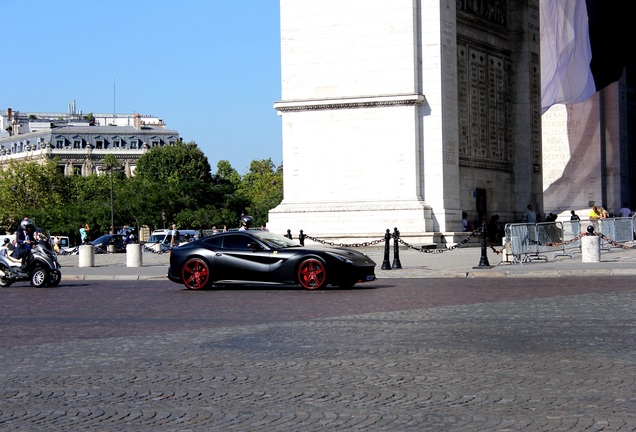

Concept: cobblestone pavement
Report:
left=1, top=277, right=635, bottom=431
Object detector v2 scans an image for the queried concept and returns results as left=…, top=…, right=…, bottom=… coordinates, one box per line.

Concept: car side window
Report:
left=222, top=234, right=252, bottom=250
left=203, top=236, right=223, bottom=248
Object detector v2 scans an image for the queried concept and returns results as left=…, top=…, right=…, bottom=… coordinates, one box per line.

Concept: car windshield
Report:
left=251, top=231, right=301, bottom=249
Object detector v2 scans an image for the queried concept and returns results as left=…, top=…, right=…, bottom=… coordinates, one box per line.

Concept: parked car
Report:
left=167, top=230, right=377, bottom=290
left=90, top=234, right=126, bottom=253
left=145, top=229, right=197, bottom=252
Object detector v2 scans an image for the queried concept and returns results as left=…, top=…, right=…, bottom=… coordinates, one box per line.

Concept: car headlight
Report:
left=326, top=251, right=353, bottom=264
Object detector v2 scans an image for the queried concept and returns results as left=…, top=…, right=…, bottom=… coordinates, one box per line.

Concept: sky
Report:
left=1, top=1, right=282, bottom=174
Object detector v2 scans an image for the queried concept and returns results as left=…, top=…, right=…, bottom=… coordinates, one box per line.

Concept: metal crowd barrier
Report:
left=504, top=217, right=635, bottom=264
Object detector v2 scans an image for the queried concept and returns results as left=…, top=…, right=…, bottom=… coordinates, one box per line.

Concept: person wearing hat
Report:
left=2, top=237, right=15, bottom=251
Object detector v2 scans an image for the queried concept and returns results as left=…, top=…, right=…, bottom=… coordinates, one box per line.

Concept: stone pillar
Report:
left=78, top=245, right=95, bottom=267
left=581, top=235, right=601, bottom=262
left=126, top=243, right=143, bottom=267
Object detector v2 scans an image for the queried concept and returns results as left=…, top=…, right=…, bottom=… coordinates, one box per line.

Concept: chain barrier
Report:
left=304, top=228, right=483, bottom=254
left=301, top=228, right=636, bottom=254
left=301, top=234, right=385, bottom=248
left=396, top=227, right=485, bottom=254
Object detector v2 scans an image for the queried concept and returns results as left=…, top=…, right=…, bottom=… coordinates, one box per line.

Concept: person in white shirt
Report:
left=525, top=204, right=537, bottom=223
left=618, top=203, right=632, bottom=218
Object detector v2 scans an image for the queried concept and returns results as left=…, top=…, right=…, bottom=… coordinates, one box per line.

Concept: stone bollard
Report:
left=581, top=235, right=601, bottom=262
left=126, top=243, right=143, bottom=267
left=78, top=244, right=95, bottom=267
left=154, top=243, right=162, bottom=253
left=107, top=244, right=115, bottom=254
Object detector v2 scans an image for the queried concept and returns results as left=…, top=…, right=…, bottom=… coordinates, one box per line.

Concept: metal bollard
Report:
left=392, top=227, right=402, bottom=269
left=473, top=221, right=492, bottom=268
left=381, top=229, right=392, bottom=270
left=286, top=229, right=292, bottom=240
left=299, top=230, right=305, bottom=246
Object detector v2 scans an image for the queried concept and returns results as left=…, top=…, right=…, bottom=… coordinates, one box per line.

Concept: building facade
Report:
left=267, top=0, right=541, bottom=243
left=0, top=106, right=180, bottom=177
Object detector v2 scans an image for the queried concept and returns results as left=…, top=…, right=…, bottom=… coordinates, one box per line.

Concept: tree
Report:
left=0, top=158, right=66, bottom=233
left=132, top=141, right=214, bottom=229
left=236, top=159, right=283, bottom=227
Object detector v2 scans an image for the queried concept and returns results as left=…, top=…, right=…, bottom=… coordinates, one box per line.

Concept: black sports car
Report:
left=167, top=230, right=376, bottom=290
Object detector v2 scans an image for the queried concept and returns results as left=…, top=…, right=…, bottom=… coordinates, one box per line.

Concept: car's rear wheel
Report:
left=297, top=258, right=327, bottom=290
left=182, top=257, right=211, bottom=290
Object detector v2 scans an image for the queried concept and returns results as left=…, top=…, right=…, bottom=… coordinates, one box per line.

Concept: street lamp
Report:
left=104, top=155, right=122, bottom=234
left=109, top=166, right=115, bottom=234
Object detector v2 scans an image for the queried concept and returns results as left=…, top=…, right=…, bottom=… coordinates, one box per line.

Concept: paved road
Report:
left=1, top=276, right=635, bottom=431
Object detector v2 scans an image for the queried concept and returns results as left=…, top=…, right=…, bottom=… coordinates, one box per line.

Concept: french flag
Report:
left=540, top=0, right=631, bottom=113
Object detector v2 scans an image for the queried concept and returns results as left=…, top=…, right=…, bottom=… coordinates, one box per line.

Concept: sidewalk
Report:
left=57, top=243, right=636, bottom=281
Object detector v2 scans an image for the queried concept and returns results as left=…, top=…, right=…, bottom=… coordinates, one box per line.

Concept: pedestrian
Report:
left=619, top=203, right=632, bottom=218
left=2, top=237, right=15, bottom=251
left=170, top=224, right=180, bottom=248
left=79, top=223, right=90, bottom=243
left=487, top=214, right=501, bottom=244
left=589, top=205, right=603, bottom=220
left=461, top=212, right=469, bottom=232
left=525, top=204, right=537, bottom=223
left=570, top=210, right=580, bottom=221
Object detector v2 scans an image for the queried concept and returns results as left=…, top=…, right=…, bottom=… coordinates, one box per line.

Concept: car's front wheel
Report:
left=297, top=258, right=327, bottom=290
left=182, top=257, right=211, bottom=290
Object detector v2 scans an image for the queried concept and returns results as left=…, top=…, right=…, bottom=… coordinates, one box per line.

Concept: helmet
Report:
left=241, top=215, right=253, bottom=229
left=20, top=218, right=35, bottom=230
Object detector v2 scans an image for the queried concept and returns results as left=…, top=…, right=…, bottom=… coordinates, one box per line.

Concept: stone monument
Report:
left=268, top=0, right=542, bottom=244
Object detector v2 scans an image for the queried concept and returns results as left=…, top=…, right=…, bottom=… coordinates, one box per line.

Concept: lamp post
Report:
left=104, top=154, right=120, bottom=235
left=109, top=166, right=115, bottom=234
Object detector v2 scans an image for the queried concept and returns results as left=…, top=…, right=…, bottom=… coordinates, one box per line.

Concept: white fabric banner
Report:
left=540, top=0, right=595, bottom=114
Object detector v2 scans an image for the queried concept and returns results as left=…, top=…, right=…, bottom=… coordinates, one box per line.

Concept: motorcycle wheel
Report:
left=31, top=266, right=49, bottom=288
left=0, top=264, right=12, bottom=287
left=49, top=270, right=61, bottom=287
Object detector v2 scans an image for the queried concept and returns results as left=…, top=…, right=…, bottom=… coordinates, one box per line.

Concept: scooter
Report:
left=0, top=233, right=62, bottom=288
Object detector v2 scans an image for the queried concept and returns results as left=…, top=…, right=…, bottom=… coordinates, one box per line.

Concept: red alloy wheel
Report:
left=297, top=258, right=327, bottom=290
left=182, top=258, right=210, bottom=290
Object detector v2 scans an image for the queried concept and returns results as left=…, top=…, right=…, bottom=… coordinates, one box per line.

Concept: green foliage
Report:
left=236, top=159, right=283, bottom=227
left=0, top=145, right=284, bottom=241
left=0, top=158, right=66, bottom=233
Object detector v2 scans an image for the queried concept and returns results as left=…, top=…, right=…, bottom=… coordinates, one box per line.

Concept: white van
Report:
left=145, top=229, right=197, bottom=251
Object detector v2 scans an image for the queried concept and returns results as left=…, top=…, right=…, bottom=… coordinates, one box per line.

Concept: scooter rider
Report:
left=12, top=218, right=37, bottom=272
